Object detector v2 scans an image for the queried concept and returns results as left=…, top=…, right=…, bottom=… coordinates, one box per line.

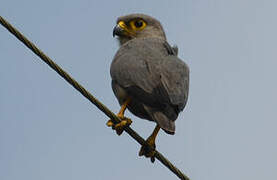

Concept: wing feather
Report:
left=111, top=38, right=189, bottom=113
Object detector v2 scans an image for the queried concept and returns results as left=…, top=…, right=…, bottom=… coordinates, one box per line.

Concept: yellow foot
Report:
left=106, top=117, right=132, bottom=135
left=139, top=137, right=156, bottom=163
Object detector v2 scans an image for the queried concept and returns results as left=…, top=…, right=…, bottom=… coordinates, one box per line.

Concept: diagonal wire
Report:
left=0, top=15, right=190, bottom=180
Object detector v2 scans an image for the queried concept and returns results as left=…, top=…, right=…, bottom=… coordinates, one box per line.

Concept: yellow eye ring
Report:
left=130, top=19, right=147, bottom=31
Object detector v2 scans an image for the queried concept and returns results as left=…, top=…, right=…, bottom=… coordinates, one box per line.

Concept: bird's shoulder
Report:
left=113, top=38, right=176, bottom=61
left=110, top=38, right=175, bottom=90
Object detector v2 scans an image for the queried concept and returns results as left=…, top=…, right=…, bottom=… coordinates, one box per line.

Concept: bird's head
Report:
left=113, top=14, right=166, bottom=45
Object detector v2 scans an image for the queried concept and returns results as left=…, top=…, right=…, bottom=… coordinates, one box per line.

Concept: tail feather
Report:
left=153, top=111, right=175, bottom=135
left=143, top=105, right=175, bottom=135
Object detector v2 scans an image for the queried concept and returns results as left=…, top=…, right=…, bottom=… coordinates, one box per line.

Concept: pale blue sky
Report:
left=1, top=1, right=277, bottom=180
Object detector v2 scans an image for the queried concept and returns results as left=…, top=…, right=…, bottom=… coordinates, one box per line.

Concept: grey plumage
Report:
left=111, top=14, right=189, bottom=134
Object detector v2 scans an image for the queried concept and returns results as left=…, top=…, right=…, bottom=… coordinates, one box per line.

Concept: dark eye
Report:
left=134, top=20, right=143, bottom=28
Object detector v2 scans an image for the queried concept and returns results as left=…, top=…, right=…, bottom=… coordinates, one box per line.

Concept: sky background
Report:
left=1, top=0, right=277, bottom=180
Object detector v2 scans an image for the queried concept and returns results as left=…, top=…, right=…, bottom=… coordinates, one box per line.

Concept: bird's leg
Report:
left=139, top=124, right=160, bottom=163
left=106, top=98, right=132, bottom=135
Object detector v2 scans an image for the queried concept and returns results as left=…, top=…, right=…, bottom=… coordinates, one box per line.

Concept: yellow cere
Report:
left=118, top=21, right=127, bottom=29
left=117, top=20, right=134, bottom=35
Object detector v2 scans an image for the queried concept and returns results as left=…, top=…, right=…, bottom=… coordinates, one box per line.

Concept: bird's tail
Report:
left=153, top=111, right=175, bottom=135
left=143, top=105, right=175, bottom=135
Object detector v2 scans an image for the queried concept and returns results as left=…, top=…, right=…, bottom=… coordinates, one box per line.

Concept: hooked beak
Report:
left=113, top=21, right=134, bottom=37
left=113, top=24, right=124, bottom=37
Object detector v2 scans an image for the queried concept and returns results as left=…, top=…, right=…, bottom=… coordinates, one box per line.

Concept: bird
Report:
left=107, top=13, right=189, bottom=162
